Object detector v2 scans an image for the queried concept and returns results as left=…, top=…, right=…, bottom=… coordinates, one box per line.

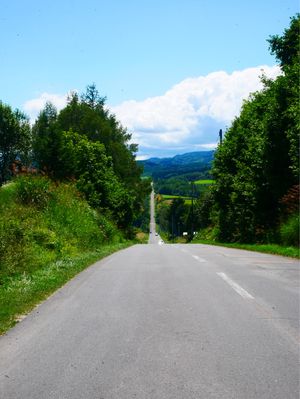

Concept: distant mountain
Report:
left=168, top=151, right=214, bottom=165
left=139, top=151, right=214, bottom=180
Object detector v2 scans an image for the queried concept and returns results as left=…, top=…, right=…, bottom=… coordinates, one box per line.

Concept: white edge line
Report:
left=217, top=272, right=254, bottom=299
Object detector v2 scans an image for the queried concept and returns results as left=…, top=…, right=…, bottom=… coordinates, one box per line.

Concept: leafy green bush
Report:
left=280, top=213, right=299, bottom=246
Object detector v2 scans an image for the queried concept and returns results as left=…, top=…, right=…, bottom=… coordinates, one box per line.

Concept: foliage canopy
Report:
left=209, top=14, right=299, bottom=243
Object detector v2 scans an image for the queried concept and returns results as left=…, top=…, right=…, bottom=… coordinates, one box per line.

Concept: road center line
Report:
left=217, top=272, right=254, bottom=299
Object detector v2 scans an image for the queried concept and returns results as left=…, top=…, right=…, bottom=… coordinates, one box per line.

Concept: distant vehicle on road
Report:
left=155, top=233, right=158, bottom=236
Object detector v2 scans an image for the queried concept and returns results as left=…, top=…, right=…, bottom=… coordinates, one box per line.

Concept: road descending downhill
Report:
left=0, top=191, right=299, bottom=398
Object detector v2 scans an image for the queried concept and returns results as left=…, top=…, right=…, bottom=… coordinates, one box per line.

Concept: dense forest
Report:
left=0, top=84, right=151, bottom=233
left=156, top=15, right=299, bottom=248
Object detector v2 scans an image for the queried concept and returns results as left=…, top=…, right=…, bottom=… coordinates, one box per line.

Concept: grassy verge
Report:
left=0, top=176, right=140, bottom=335
left=0, top=242, right=133, bottom=335
left=191, top=239, right=299, bottom=258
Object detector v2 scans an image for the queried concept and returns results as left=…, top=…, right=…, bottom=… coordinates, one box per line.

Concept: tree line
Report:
left=0, top=84, right=151, bottom=233
left=195, top=15, right=299, bottom=245
left=155, top=15, right=299, bottom=247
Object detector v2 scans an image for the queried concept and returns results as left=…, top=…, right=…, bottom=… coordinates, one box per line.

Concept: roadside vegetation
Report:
left=191, top=238, right=299, bottom=258
left=0, top=84, right=151, bottom=333
left=0, top=178, right=137, bottom=333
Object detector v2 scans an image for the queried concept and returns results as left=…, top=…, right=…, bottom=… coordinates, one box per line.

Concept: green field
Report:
left=160, top=194, right=192, bottom=205
left=194, top=179, right=215, bottom=185
left=161, top=194, right=189, bottom=199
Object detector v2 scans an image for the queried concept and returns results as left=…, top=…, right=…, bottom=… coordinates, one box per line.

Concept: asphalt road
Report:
left=0, top=192, right=299, bottom=398
left=148, top=188, right=163, bottom=245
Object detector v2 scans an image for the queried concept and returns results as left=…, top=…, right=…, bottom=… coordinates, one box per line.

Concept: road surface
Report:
left=148, top=188, right=163, bottom=245
left=0, top=191, right=299, bottom=398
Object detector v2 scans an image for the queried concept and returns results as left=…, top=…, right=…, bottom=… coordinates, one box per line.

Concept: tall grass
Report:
left=0, top=176, right=122, bottom=282
left=0, top=176, right=130, bottom=333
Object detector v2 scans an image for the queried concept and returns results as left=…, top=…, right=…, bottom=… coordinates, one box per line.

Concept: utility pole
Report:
left=219, top=129, right=223, bottom=144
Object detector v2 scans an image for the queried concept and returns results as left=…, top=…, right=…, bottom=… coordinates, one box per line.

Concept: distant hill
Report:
left=139, top=151, right=214, bottom=180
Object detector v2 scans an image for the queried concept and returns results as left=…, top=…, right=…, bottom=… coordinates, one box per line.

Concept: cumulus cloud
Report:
left=23, top=92, right=69, bottom=122
left=111, top=65, right=281, bottom=158
left=22, top=65, right=281, bottom=158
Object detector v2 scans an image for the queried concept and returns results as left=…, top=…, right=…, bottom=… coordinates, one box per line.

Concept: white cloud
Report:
left=136, top=154, right=151, bottom=161
left=22, top=65, right=281, bottom=158
left=111, top=65, right=281, bottom=157
left=23, top=92, right=69, bottom=122
left=195, top=143, right=218, bottom=150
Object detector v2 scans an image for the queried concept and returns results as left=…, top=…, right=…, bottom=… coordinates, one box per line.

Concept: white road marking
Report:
left=180, top=249, right=206, bottom=262
left=217, top=272, right=254, bottom=299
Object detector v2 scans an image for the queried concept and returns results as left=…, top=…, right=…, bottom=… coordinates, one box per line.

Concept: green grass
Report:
left=194, top=179, right=215, bottom=185
left=161, top=194, right=190, bottom=199
left=160, top=194, right=191, bottom=205
left=0, top=176, right=134, bottom=334
left=0, top=242, right=133, bottom=335
left=191, top=238, right=299, bottom=258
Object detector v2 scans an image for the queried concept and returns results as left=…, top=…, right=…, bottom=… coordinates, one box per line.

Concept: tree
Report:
left=168, top=198, right=187, bottom=238
left=0, top=102, right=31, bottom=185
left=31, top=84, right=151, bottom=231
left=57, top=84, right=150, bottom=222
left=81, top=83, right=106, bottom=109
left=32, top=102, right=59, bottom=175
left=56, top=130, right=136, bottom=229
left=211, top=14, right=299, bottom=243
left=194, top=187, right=214, bottom=229
left=268, top=14, right=300, bottom=69
left=58, top=85, right=140, bottom=182
left=268, top=14, right=300, bottom=178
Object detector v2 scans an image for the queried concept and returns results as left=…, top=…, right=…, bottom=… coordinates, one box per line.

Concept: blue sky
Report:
left=1, top=0, right=298, bottom=158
